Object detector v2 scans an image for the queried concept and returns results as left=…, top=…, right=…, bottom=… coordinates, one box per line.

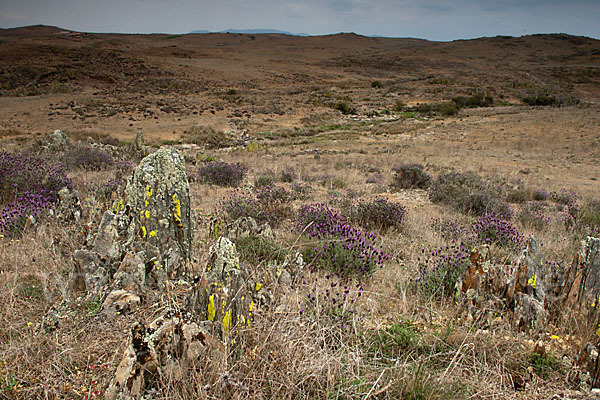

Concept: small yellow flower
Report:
left=149, top=230, right=157, bottom=238
left=550, top=335, right=560, bottom=340
left=255, top=282, right=262, bottom=292
left=145, top=210, right=150, bottom=219
left=527, top=273, right=537, bottom=288
left=27, top=322, right=33, bottom=328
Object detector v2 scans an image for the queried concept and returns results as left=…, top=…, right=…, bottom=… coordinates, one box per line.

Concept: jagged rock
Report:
left=229, top=216, right=274, bottom=240
left=105, top=313, right=224, bottom=400
left=71, top=249, right=110, bottom=296
left=112, top=252, right=147, bottom=292
left=50, top=129, right=68, bottom=146
left=93, top=211, right=126, bottom=261
left=54, top=187, right=82, bottom=221
left=514, top=293, right=546, bottom=331
left=206, top=237, right=240, bottom=279
left=125, top=147, right=191, bottom=279
left=102, top=290, right=141, bottom=318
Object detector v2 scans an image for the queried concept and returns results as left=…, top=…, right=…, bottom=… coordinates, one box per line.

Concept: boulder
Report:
left=105, top=312, right=224, bottom=400
left=125, top=147, right=192, bottom=279
left=102, top=290, right=141, bottom=318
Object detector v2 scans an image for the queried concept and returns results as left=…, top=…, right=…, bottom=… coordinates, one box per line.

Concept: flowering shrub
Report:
left=473, top=213, right=524, bottom=248
left=430, top=217, right=471, bottom=243
left=550, top=189, right=577, bottom=207
left=220, top=186, right=293, bottom=227
left=297, top=203, right=390, bottom=277
left=518, top=201, right=550, bottom=231
left=279, top=166, right=297, bottom=183
left=300, top=274, right=364, bottom=329
left=0, top=151, right=71, bottom=236
left=343, top=198, right=407, bottom=231
left=391, top=164, right=432, bottom=189
left=198, top=161, right=247, bottom=187
left=64, top=144, right=113, bottom=170
left=414, top=244, right=470, bottom=299
left=429, top=171, right=511, bottom=218
left=532, top=188, right=549, bottom=201
left=91, top=178, right=124, bottom=203
left=296, top=203, right=346, bottom=236
left=219, top=190, right=264, bottom=222
left=254, top=170, right=276, bottom=188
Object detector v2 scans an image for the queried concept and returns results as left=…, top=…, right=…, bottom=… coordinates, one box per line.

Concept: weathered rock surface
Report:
left=105, top=312, right=224, bottom=400
left=70, top=147, right=191, bottom=297
left=102, top=290, right=141, bottom=318
left=125, top=147, right=192, bottom=278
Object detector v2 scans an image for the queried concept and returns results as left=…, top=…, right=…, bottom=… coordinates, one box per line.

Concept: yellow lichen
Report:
left=208, top=295, right=216, bottom=321
left=146, top=185, right=152, bottom=197
left=527, top=273, right=537, bottom=288
left=145, top=210, right=150, bottom=219
left=141, top=226, right=147, bottom=238
left=223, top=309, right=232, bottom=336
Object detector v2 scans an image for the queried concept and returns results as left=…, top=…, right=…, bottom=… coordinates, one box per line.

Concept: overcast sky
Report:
left=0, top=0, right=599, bottom=41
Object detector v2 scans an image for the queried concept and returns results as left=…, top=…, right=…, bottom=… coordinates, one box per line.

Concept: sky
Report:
left=0, top=0, right=599, bottom=41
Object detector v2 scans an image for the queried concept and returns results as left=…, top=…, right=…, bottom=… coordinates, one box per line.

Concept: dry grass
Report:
left=1, top=133, right=595, bottom=399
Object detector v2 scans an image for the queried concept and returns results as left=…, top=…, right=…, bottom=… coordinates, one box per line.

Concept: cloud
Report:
left=0, top=0, right=598, bottom=40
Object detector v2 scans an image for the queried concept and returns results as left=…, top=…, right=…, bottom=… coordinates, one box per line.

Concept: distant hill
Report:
left=190, top=28, right=309, bottom=36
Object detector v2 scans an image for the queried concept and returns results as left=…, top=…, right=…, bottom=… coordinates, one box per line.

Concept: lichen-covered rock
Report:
left=229, top=216, right=274, bottom=240
left=206, top=237, right=240, bottom=279
left=93, top=210, right=126, bottom=261
left=50, top=129, right=68, bottom=146
left=105, top=312, right=224, bottom=400
left=125, top=147, right=191, bottom=278
left=102, top=290, right=141, bottom=318
left=71, top=249, right=110, bottom=295
left=112, top=252, right=147, bottom=292
left=53, top=187, right=82, bottom=221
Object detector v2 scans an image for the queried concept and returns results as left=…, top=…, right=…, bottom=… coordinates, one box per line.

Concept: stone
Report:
left=206, top=237, right=240, bottom=279
left=54, top=187, right=82, bottom=221
left=50, top=129, right=68, bottom=146
left=93, top=211, right=125, bottom=261
left=105, top=312, right=224, bottom=400
left=102, top=290, right=140, bottom=318
left=71, top=249, right=110, bottom=296
left=112, top=252, right=147, bottom=292
left=229, top=216, right=274, bottom=240
left=125, top=147, right=192, bottom=279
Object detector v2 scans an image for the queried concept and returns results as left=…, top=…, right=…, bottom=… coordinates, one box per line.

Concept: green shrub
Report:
left=234, top=235, right=287, bottom=265
left=392, top=164, right=432, bottom=189
left=371, top=80, right=383, bottom=88
left=332, top=101, right=357, bottom=115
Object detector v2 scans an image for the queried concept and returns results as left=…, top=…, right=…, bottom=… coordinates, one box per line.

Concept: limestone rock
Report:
left=54, top=187, right=82, bottom=221
left=230, top=216, right=274, bottom=240
left=125, top=147, right=191, bottom=278
left=72, top=249, right=110, bottom=295
left=50, top=129, right=68, bottom=146
left=102, top=290, right=141, bottom=318
left=112, top=252, right=147, bottom=292
left=93, top=211, right=125, bottom=261
left=105, top=313, right=224, bottom=400
left=206, top=237, right=240, bottom=279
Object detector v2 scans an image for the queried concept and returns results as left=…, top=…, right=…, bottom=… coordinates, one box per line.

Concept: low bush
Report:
left=64, top=144, right=113, bottom=170
left=297, top=203, right=389, bottom=277
left=391, top=164, right=432, bottom=190
left=414, top=244, right=471, bottom=299
left=452, top=93, right=494, bottom=108
left=332, top=101, right=357, bottom=115
left=428, top=171, right=512, bottom=218
left=0, top=151, right=71, bottom=236
left=343, top=198, right=407, bottom=231
left=279, top=166, right=297, bottom=183
left=234, top=235, right=287, bottom=265
left=254, top=170, right=276, bottom=188
left=198, top=161, right=247, bottom=187
left=472, top=213, right=524, bottom=248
